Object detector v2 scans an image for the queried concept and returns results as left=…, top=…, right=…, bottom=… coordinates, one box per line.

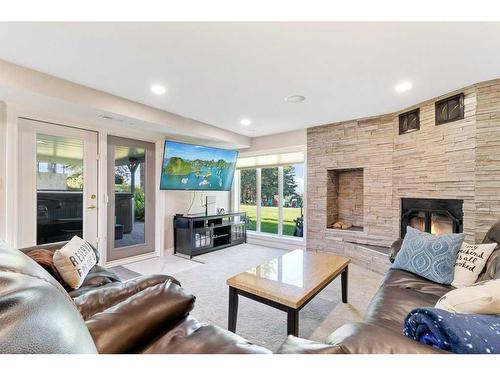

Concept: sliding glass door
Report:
left=106, top=136, right=155, bottom=261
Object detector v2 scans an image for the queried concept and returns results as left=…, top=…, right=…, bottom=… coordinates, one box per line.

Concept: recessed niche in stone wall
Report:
left=327, top=168, right=364, bottom=231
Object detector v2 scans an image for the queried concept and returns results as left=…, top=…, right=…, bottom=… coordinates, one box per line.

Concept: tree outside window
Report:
left=239, top=164, right=304, bottom=237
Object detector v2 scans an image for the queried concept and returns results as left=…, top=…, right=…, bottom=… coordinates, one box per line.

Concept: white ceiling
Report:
left=0, top=22, right=500, bottom=137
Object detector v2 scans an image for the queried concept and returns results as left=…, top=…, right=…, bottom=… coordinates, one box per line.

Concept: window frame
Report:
left=398, top=108, right=420, bottom=135
left=435, top=93, right=465, bottom=126
left=236, top=163, right=305, bottom=240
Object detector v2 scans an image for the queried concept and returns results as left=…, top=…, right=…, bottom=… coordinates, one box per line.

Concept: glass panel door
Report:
left=36, top=134, right=85, bottom=245
left=17, top=118, right=98, bottom=249
left=114, top=145, right=146, bottom=248
left=107, top=136, right=155, bottom=261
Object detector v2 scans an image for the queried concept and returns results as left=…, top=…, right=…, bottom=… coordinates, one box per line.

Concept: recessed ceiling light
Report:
left=240, top=118, right=252, bottom=127
left=151, top=84, right=166, bottom=95
left=285, top=95, right=306, bottom=103
left=395, top=81, right=413, bottom=93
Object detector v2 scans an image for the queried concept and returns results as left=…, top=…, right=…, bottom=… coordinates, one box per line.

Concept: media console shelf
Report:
left=173, top=212, right=247, bottom=258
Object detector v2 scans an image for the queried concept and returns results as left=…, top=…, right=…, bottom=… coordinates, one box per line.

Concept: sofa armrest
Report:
left=389, top=239, right=403, bottom=263
left=85, top=279, right=195, bottom=353
left=73, top=274, right=179, bottom=319
left=276, top=336, right=344, bottom=354
left=327, top=322, right=447, bottom=354
left=478, top=248, right=500, bottom=282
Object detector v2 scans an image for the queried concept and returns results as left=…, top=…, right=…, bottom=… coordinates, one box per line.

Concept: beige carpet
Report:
left=121, top=244, right=383, bottom=351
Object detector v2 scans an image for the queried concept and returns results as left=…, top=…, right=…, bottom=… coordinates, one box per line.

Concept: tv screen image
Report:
left=160, top=141, right=238, bottom=191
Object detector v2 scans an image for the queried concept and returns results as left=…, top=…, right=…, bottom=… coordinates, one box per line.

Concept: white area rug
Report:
left=122, top=243, right=383, bottom=351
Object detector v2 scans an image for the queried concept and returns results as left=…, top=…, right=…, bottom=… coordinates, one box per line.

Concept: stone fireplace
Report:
left=401, top=198, right=463, bottom=238
left=307, top=79, right=500, bottom=274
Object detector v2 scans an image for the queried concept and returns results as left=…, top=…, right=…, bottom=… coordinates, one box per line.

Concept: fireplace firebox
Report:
left=401, top=198, right=463, bottom=238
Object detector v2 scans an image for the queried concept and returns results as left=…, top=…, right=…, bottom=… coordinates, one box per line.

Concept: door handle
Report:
left=87, top=205, right=97, bottom=210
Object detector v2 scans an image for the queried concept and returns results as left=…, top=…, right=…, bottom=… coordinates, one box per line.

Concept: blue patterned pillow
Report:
left=392, top=226, right=465, bottom=284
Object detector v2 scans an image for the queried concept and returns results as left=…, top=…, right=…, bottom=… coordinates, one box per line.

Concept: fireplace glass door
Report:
left=408, top=211, right=425, bottom=232
left=401, top=198, right=463, bottom=238
left=430, top=212, right=454, bottom=235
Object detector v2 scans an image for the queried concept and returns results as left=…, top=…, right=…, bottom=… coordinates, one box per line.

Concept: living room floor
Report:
left=113, top=244, right=384, bottom=351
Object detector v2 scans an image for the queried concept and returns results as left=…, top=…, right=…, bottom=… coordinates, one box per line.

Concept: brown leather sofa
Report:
left=307, top=221, right=500, bottom=354
left=2, top=221, right=499, bottom=354
left=0, top=242, right=270, bottom=354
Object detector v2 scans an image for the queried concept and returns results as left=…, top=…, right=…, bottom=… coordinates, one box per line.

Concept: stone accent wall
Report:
left=475, top=80, right=500, bottom=242
left=392, top=85, right=477, bottom=243
left=307, top=78, right=500, bottom=271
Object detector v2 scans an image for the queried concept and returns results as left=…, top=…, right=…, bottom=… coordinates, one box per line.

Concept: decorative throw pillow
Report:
left=452, top=242, right=497, bottom=288
left=436, top=279, right=500, bottom=314
left=53, top=236, right=97, bottom=289
left=392, top=226, right=465, bottom=285
left=26, top=248, right=67, bottom=287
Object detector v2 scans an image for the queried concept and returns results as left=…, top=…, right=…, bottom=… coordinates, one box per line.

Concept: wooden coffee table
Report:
left=226, top=249, right=350, bottom=337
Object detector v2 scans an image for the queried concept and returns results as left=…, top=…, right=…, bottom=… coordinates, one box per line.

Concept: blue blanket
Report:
left=403, top=308, right=500, bottom=354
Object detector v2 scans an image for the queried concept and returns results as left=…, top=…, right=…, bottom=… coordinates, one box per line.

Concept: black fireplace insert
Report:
left=401, top=198, right=463, bottom=238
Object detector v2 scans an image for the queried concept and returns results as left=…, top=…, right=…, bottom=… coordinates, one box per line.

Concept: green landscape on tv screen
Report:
left=160, top=141, right=238, bottom=191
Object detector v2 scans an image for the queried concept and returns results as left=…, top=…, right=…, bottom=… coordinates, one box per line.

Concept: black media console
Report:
left=173, top=212, right=247, bottom=258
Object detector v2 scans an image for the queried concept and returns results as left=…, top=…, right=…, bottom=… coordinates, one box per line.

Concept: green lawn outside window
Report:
left=240, top=204, right=302, bottom=236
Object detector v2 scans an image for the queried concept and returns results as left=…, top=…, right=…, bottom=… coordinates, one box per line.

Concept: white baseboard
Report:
left=104, top=251, right=159, bottom=267
left=163, top=247, right=174, bottom=256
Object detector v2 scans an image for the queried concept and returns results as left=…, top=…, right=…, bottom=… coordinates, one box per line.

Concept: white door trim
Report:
left=17, top=118, right=99, bottom=248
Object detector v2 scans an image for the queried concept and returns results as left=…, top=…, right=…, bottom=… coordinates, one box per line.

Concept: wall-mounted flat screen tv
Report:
left=160, top=140, right=238, bottom=191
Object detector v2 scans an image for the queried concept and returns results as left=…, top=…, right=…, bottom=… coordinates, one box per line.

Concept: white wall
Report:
left=162, top=190, right=231, bottom=250
left=0, top=58, right=250, bottom=148
left=241, top=129, right=307, bottom=155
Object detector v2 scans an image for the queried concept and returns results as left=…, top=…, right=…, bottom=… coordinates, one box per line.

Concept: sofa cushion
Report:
left=85, top=279, right=195, bottom=353
left=477, top=249, right=500, bottom=282
left=436, top=279, right=500, bottom=314
left=392, top=226, right=464, bottom=284
left=26, top=248, right=68, bottom=286
left=0, top=242, right=97, bottom=353
left=382, top=269, right=453, bottom=298
left=364, top=270, right=452, bottom=333
left=276, top=336, right=343, bottom=354
left=326, top=322, right=446, bottom=354
left=73, top=274, right=179, bottom=319
left=142, top=316, right=271, bottom=354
